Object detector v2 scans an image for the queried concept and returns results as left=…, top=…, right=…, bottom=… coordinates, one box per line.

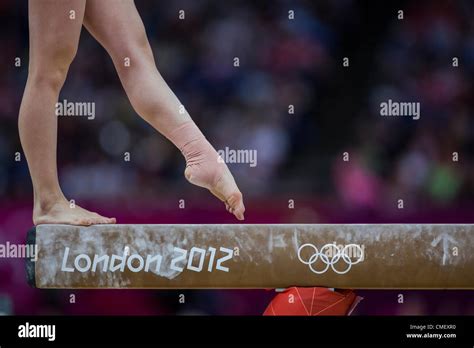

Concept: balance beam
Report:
left=26, top=224, right=474, bottom=289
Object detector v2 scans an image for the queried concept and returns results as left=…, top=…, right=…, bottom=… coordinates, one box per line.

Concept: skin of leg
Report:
left=83, top=0, right=245, bottom=220
left=19, top=0, right=115, bottom=225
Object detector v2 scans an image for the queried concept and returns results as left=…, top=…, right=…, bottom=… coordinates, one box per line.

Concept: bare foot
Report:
left=171, top=121, right=245, bottom=220
left=33, top=199, right=116, bottom=226
left=185, top=164, right=245, bottom=221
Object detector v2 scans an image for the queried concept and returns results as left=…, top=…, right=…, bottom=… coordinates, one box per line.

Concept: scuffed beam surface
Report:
left=27, top=224, right=474, bottom=289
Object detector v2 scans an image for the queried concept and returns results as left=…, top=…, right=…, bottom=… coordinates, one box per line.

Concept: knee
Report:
left=112, top=31, right=154, bottom=73
left=29, top=44, right=78, bottom=90
left=29, top=69, right=68, bottom=91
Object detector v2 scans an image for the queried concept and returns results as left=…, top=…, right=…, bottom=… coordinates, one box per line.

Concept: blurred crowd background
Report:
left=0, top=0, right=473, bottom=315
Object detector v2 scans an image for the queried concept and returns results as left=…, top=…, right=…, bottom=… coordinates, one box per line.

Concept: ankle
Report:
left=34, top=192, right=67, bottom=213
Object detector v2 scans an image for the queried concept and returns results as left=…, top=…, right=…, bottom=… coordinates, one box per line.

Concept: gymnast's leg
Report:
left=19, top=0, right=115, bottom=226
left=83, top=0, right=245, bottom=220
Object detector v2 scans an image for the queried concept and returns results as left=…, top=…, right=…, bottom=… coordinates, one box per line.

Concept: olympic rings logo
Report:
left=297, top=243, right=364, bottom=275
